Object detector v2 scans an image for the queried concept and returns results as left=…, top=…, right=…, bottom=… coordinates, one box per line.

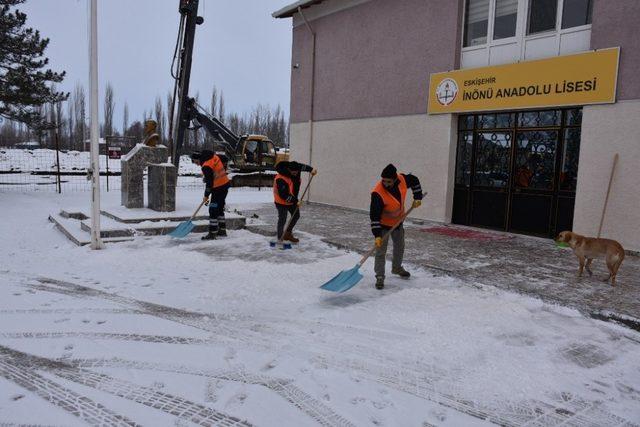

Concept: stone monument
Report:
left=121, top=144, right=177, bottom=211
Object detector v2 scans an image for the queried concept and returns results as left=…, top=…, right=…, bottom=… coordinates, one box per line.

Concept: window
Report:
left=464, top=0, right=490, bottom=47
left=561, top=0, right=592, bottom=28
left=527, top=0, right=558, bottom=34
left=494, top=0, right=518, bottom=39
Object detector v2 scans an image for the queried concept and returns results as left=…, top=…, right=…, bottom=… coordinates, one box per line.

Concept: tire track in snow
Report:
left=0, top=345, right=251, bottom=427
left=69, top=357, right=356, bottom=427
left=23, top=277, right=639, bottom=427
left=0, top=357, right=139, bottom=426
left=31, top=277, right=412, bottom=342
left=0, top=308, right=143, bottom=315
left=0, top=332, right=213, bottom=346
left=315, top=355, right=639, bottom=427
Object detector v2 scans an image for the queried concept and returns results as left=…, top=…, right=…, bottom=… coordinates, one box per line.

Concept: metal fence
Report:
left=0, top=147, right=203, bottom=193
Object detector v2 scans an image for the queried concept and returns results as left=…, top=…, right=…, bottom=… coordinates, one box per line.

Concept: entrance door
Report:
left=452, top=108, right=582, bottom=238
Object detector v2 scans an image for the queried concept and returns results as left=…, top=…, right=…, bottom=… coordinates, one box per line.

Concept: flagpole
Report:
left=89, top=0, right=104, bottom=249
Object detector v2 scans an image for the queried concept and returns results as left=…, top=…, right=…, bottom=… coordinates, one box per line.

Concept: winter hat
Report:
left=190, top=151, right=201, bottom=161
left=381, top=163, right=397, bottom=179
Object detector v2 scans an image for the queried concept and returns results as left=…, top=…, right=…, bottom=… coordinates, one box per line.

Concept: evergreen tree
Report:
left=0, top=0, right=68, bottom=128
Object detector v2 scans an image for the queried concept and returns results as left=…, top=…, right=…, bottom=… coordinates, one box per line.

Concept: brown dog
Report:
left=556, top=231, right=625, bottom=286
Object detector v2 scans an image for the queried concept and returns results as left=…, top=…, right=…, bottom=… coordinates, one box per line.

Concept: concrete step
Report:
left=50, top=208, right=246, bottom=244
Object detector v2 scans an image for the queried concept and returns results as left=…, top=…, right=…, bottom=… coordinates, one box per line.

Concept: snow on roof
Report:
left=272, top=0, right=326, bottom=18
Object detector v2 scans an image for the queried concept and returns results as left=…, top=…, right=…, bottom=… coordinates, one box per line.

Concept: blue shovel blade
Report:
left=168, top=220, right=195, bottom=238
left=320, top=265, right=363, bottom=293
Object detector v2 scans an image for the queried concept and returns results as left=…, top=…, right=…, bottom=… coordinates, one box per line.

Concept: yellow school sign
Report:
left=428, top=48, right=620, bottom=114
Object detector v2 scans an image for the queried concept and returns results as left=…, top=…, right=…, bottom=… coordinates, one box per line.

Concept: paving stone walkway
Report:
left=234, top=202, right=640, bottom=327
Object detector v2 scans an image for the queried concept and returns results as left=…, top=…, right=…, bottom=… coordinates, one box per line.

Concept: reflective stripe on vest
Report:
left=371, top=174, right=407, bottom=227
left=273, top=173, right=295, bottom=205
left=202, top=155, right=230, bottom=188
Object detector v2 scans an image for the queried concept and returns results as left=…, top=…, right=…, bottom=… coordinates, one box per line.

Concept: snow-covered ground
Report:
left=0, top=189, right=639, bottom=426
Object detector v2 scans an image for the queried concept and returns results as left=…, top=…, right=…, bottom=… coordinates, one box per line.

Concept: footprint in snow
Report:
left=260, top=360, right=278, bottom=371
left=224, top=348, right=236, bottom=361
left=350, top=396, right=366, bottom=405
left=429, top=409, right=447, bottom=422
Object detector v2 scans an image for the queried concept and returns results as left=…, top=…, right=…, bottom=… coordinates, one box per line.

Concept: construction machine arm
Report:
left=170, top=0, right=202, bottom=167
left=184, top=98, right=240, bottom=157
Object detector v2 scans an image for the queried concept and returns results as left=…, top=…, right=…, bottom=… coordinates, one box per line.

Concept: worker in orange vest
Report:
left=370, top=164, right=423, bottom=289
left=273, top=161, right=317, bottom=243
left=191, top=150, right=231, bottom=240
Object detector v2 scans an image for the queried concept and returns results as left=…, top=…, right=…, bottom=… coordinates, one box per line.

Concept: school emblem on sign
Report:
left=435, top=78, right=458, bottom=106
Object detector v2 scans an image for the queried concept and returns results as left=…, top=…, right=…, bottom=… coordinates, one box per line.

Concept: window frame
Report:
left=461, top=0, right=593, bottom=52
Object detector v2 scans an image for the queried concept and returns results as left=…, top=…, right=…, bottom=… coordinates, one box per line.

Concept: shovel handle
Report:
left=190, top=197, right=207, bottom=221
left=357, top=192, right=427, bottom=267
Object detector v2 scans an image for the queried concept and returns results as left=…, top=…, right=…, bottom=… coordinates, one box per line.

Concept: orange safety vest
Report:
left=273, top=173, right=295, bottom=205
left=202, top=155, right=230, bottom=188
left=372, top=174, right=407, bottom=227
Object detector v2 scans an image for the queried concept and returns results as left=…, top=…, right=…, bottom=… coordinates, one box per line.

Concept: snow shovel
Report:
left=320, top=193, right=426, bottom=293
left=168, top=198, right=207, bottom=238
left=270, top=173, right=316, bottom=250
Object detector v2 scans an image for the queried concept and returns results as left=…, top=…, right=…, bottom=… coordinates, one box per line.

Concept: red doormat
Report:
left=420, top=226, right=512, bottom=241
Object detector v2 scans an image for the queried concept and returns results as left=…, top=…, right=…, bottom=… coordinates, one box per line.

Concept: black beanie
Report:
left=381, top=163, right=397, bottom=179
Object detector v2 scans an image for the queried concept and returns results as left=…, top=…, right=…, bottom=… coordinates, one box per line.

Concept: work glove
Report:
left=311, top=168, right=318, bottom=176
left=412, top=199, right=422, bottom=208
left=203, top=196, right=210, bottom=206
left=297, top=200, right=304, bottom=207
left=375, top=237, right=383, bottom=248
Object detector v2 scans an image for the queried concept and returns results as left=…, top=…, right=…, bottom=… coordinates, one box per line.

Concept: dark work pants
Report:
left=374, top=225, right=405, bottom=278
left=208, top=185, right=229, bottom=233
left=276, top=203, right=300, bottom=240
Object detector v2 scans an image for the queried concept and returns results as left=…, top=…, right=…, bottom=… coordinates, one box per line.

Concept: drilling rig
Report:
left=168, top=0, right=288, bottom=172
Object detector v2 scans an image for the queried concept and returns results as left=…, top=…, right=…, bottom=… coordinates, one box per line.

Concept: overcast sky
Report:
left=19, top=0, right=293, bottom=129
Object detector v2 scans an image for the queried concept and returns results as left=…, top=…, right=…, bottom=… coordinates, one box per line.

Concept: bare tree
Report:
left=218, top=91, right=225, bottom=123
left=165, top=91, right=174, bottom=143
left=66, top=98, right=74, bottom=150
left=154, top=96, right=163, bottom=143
left=210, top=86, right=218, bottom=117
left=122, top=102, right=129, bottom=136
left=103, top=83, right=115, bottom=137
left=73, top=84, right=86, bottom=150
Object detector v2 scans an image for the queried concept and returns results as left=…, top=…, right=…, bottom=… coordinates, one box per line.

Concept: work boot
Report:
left=283, top=231, right=299, bottom=243
left=375, top=276, right=385, bottom=290
left=201, top=232, right=217, bottom=240
left=217, top=228, right=227, bottom=237
left=392, top=266, right=411, bottom=278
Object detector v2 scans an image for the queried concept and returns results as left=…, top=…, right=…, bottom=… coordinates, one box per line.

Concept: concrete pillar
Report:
left=120, top=144, right=169, bottom=208
left=147, top=164, right=177, bottom=212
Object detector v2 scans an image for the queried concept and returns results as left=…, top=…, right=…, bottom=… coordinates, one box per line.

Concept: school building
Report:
left=273, top=0, right=640, bottom=252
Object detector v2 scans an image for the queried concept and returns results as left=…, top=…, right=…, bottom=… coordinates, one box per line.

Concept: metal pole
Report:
left=54, top=129, right=61, bottom=194
left=89, top=0, right=104, bottom=249
left=298, top=7, right=315, bottom=202
left=105, top=137, right=109, bottom=192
